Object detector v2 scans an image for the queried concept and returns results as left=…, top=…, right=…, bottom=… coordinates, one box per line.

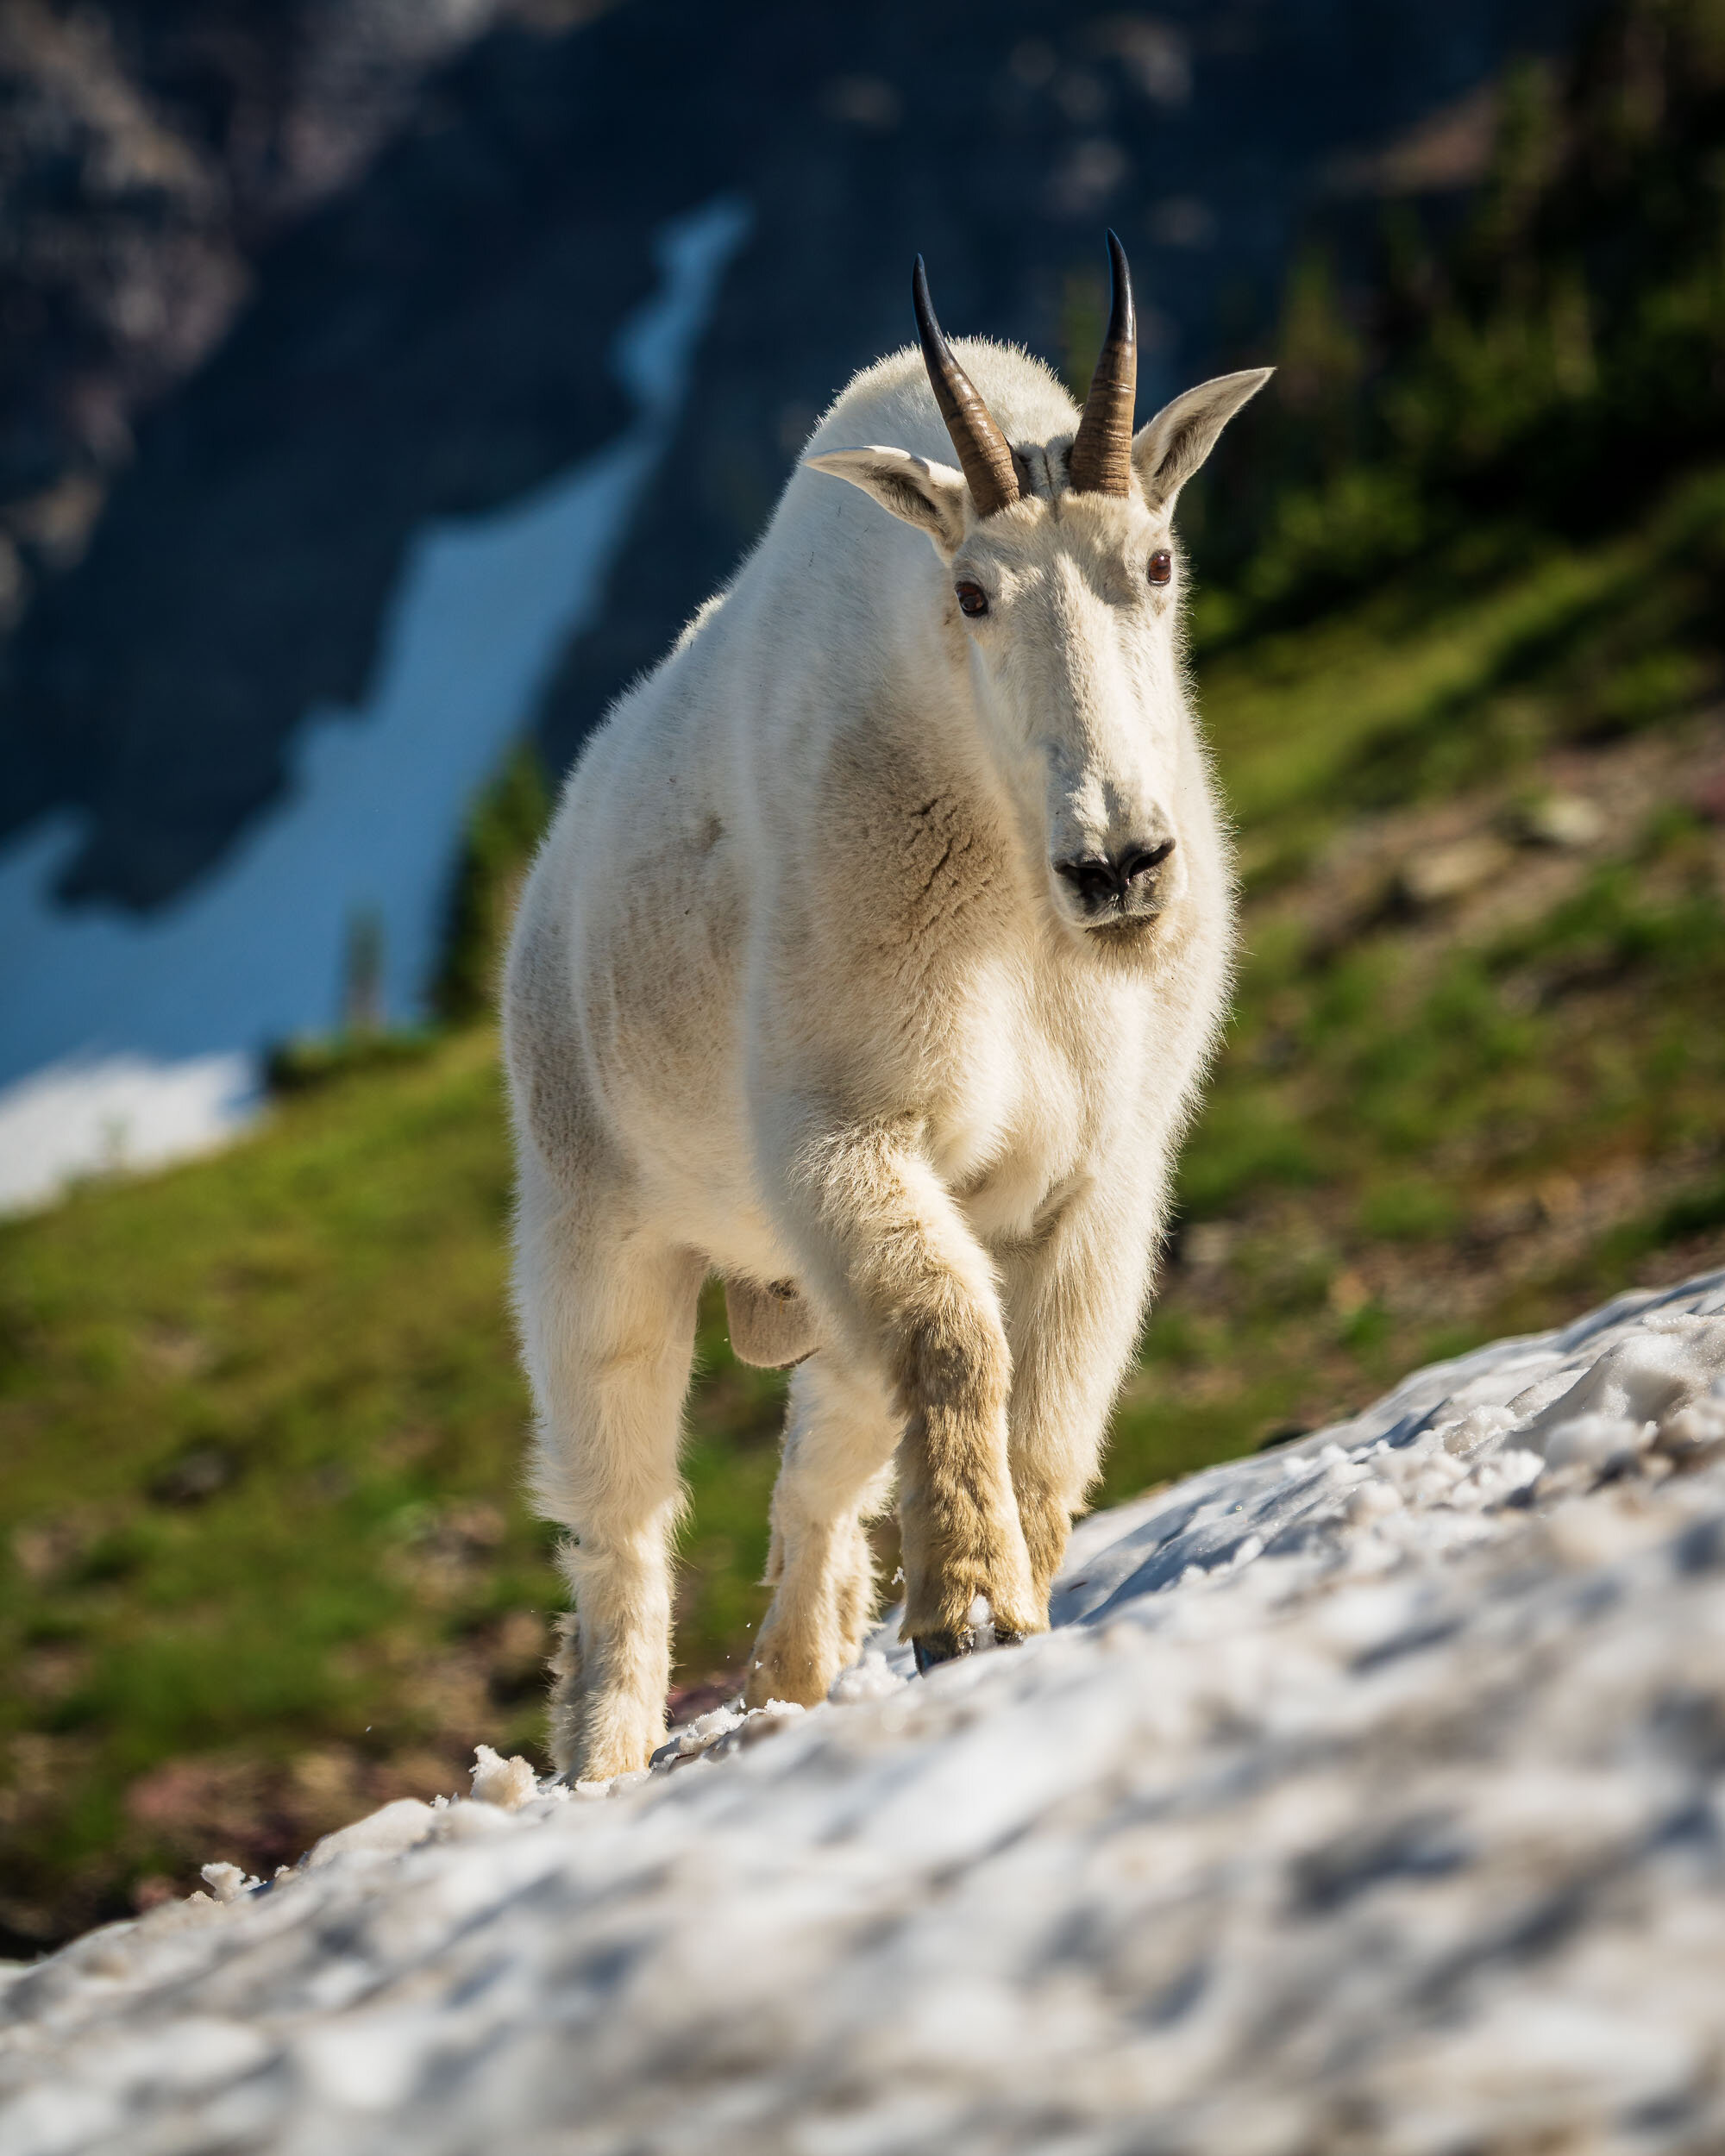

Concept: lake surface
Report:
left=0, top=197, right=750, bottom=1213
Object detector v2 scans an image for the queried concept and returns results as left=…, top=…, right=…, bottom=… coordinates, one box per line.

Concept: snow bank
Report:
left=0, top=1051, right=258, bottom=1215
left=5, top=1269, right=1725, bottom=2155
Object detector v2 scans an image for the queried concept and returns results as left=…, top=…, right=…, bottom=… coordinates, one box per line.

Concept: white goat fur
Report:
left=505, top=335, right=1267, bottom=1779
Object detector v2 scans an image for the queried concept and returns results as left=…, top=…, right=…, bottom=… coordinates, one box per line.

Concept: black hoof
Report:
left=913, top=1627, right=975, bottom=1676
left=993, top=1629, right=1025, bottom=1649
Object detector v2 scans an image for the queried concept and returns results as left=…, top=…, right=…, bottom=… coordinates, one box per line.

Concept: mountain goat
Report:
left=505, top=233, right=1269, bottom=1781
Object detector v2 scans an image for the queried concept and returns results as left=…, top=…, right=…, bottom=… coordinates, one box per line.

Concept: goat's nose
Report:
left=1054, top=837, right=1176, bottom=914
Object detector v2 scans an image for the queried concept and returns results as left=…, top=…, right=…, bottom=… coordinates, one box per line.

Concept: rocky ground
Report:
left=3, top=1267, right=1723, bottom=2155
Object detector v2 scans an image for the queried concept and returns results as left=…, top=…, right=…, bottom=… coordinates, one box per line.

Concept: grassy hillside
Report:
left=5, top=0, right=1725, bottom=1954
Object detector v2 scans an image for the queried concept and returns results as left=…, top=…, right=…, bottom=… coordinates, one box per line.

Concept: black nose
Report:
left=1055, top=839, right=1176, bottom=915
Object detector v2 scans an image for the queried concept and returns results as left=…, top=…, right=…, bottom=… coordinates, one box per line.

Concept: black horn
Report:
left=1067, top=230, right=1138, bottom=497
left=912, top=256, right=1024, bottom=519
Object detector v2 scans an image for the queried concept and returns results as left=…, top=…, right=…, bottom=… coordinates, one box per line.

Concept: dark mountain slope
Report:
left=1, top=0, right=1585, bottom=910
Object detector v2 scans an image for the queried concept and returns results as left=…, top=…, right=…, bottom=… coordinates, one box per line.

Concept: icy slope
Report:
left=4, top=1271, right=1725, bottom=2156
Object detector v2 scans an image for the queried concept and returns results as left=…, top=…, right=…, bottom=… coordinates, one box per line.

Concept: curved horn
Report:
left=912, top=256, right=1023, bottom=519
left=1067, top=230, right=1138, bottom=497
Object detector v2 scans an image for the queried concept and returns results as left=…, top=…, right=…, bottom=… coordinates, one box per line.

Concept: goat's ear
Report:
left=1132, top=368, right=1273, bottom=513
left=805, top=445, right=970, bottom=554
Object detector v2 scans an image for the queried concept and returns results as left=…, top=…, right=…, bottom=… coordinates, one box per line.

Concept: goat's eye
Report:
left=956, top=580, right=988, bottom=618
left=1147, top=549, right=1173, bottom=587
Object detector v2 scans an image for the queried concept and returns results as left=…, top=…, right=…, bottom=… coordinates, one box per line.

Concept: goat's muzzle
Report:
left=1054, top=837, right=1176, bottom=927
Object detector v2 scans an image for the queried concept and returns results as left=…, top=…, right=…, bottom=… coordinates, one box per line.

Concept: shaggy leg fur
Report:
left=516, top=1159, right=704, bottom=1782
left=785, top=1122, right=1040, bottom=1658
left=891, top=1288, right=1032, bottom=1648
left=747, top=1355, right=898, bottom=1708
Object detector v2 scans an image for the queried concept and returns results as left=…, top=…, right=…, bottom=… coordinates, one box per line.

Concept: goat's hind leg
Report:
left=517, top=1165, right=702, bottom=1782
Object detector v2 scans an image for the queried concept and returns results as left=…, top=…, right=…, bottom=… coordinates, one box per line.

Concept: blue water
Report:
left=0, top=197, right=750, bottom=1210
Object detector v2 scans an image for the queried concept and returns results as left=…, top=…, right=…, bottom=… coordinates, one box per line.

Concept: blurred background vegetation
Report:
left=3, top=0, right=1725, bottom=1951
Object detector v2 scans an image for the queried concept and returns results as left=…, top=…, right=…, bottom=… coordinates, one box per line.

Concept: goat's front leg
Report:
left=998, top=1179, right=1159, bottom=1614
left=780, top=1119, right=1038, bottom=1668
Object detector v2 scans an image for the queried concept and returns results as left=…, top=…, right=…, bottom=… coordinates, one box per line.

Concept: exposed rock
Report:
left=1396, top=831, right=1515, bottom=908
left=1513, top=791, right=1607, bottom=849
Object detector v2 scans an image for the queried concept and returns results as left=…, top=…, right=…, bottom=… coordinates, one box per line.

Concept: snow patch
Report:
left=305, top=1799, right=438, bottom=1870
left=5, top=1269, right=1725, bottom=2155
left=0, top=1051, right=256, bottom=1216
